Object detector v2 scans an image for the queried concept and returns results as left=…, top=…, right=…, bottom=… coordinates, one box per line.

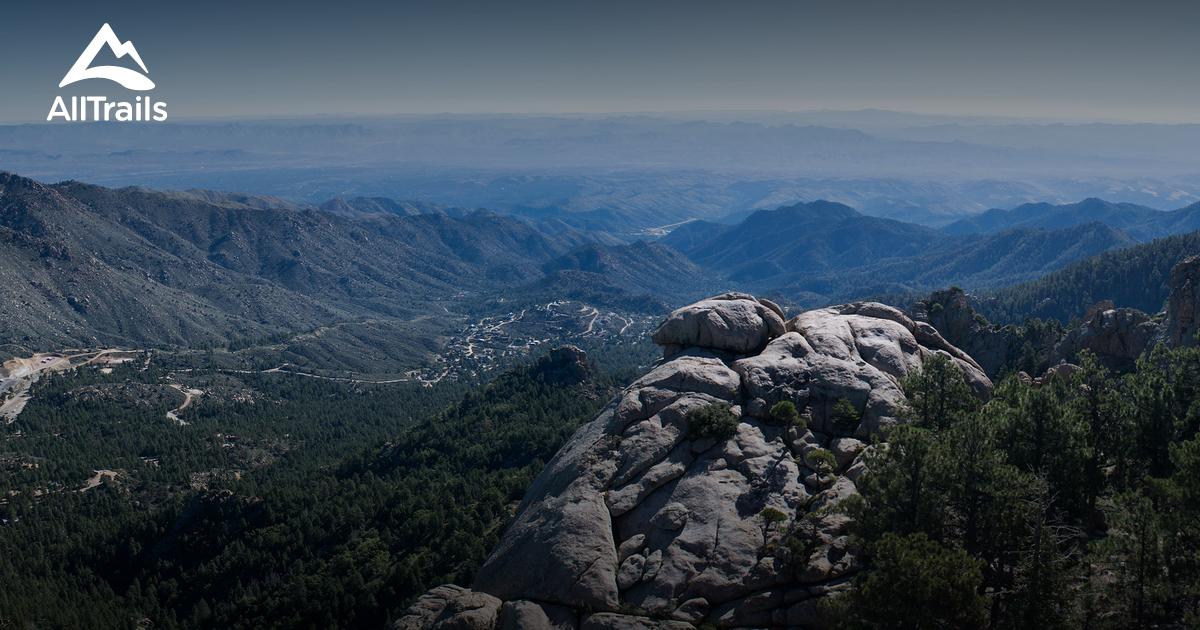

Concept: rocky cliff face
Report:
left=395, top=294, right=990, bottom=630
left=1162, top=255, right=1200, bottom=348
left=908, top=288, right=1024, bottom=378
left=1050, top=301, right=1159, bottom=373
left=1046, top=256, right=1200, bottom=373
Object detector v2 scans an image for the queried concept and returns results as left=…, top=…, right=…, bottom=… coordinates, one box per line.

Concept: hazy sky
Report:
left=4, top=0, right=1200, bottom=123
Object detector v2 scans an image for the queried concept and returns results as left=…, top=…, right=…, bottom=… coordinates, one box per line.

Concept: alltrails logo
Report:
left=47, top=24, right=167, bottom=122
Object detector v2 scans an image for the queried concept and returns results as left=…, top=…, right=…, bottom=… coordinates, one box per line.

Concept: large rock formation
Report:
left=1049, top=256, right=1200, bottom=371
left=1051, top=301, right=1159, bottom=373
left=652, top=292, right=787, bottom=358
left=1161, top=255, right=1200, bottom=349
left=908, top=288, right=1026, bottom=378
left=396, top=295, right=990, bottom=629
left=739, top=302, right=989, bottom=438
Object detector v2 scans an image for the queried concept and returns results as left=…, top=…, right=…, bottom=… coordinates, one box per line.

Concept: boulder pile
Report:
left=394, top=293, right=990, bottom=630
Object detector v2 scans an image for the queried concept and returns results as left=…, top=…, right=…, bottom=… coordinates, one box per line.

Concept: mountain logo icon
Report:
left=59, top=23, right=154, bottom=91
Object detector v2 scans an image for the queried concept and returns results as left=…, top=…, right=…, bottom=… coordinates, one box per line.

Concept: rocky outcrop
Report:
left=739, top=302, right=990, bottom=438
left=1051, top=301, right=1159, bottom=373
left=397, top=295, right=990, bottom=629
left=392, top=585, right=502, bottom=630
left=913, top=286, right=1169, bottom=378
left=1021, top=361, right=1080, bottom=388
left=652, top=293, right=786, bottom=358
left=1048, top=256, right=1200, bottom=371
left=908, top=288, right=1026, bottom=378
left=499, top=601, right=578, bottom=630
left=1162, top=255, right=1200, bottom=349
left=538, top=346, right=593, bottom=385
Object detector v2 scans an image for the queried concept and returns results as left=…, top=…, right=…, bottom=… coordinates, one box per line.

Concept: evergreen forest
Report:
left=0, top=345, right=643, bottom=629
left=834, top=350, right=1200, bottom=628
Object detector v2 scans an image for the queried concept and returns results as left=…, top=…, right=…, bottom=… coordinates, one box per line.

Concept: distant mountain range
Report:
left=656, top=200, right=1149, bottom=305
left=0, top=172, right=623, bottom=351
left=6, top=169, right=1200, bottom=360
left=941, top=197, right=1200, bottom=239
left=175, top=190, right=627, bottom=245
left=786, top=222, right=1140, bottom=304
left=541, top=241, right=720, bottom=305
left=666, top=201, right=954, bottom=281
left=7, top=115, right=1200, bottom=241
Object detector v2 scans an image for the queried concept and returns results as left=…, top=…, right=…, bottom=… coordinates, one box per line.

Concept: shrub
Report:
left=807, top=447, right=837, bottom=474
left=831, top=397, right=861, bottom=433
left=686, top=403, right=740, bottom=441
left=759, top=506, right=787, bottom=528
left=830, top=532, right=986, bottom=629
left=768, top=400, right=804, bottom=428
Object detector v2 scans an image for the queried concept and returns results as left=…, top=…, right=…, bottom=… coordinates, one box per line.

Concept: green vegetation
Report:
left=831, top=398, right=862, bottom=434
left=839, top=350, right=1200, bottom=628
left=807, top=448, right=837, bottom=476
left=0, top=348, right=635, bottom=629
left=767, top=400, right=804, bottom=427
left=685, top=403, right=741, bottom=441
left=778, top=222, right=1140, bottom=308
left=833, top=533, right=987, bottom=630
left=899, top=354, right=980, bottom=432
left=979, top=230, right=1200, bottom=326
left=758, top=507, right=788, bottom=549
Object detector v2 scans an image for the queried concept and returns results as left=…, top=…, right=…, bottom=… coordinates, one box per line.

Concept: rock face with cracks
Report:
left=1162, top=255, right=1200, bottom=349
left=397, top=295, right=990, bottom=629
left=1051, top=301, right=1159, bottom=373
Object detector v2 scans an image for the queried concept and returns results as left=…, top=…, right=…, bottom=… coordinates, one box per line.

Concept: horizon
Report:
left=5, top=1, right=1199, bottom=125
left=0, top=108, right=1183, bottom=127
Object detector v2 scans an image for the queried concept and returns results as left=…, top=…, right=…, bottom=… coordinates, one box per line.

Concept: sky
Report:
left=3, top=0, right=1200, bottom=123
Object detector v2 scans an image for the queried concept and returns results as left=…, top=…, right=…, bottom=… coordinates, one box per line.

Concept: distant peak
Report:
left=772, top=199, right=860, bottom=219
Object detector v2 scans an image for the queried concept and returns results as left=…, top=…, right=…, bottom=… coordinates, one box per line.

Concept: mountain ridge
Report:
left=0, top=172, right=600, bottom=351
left=941, top=197, right=1200, bottom=241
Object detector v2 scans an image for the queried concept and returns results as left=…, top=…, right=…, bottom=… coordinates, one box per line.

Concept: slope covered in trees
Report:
left=542, top=241, right=721, bottom=305
left=837, top=350, right=1200, bottom=628
left=671, top=201, right=955, bottom=281
left=0, top=172, right=600, bottom=352
left=775, top=221, right=1138, bottom=306
left=941, top=198, right=1164, bottom=236
left=0, top=346, right=642, bottom=629
left=657, top=200, right=1145, bottom=307
left=977, top=230, right=1200, bottom=326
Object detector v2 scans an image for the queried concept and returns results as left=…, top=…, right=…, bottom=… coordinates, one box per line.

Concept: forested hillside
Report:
left=942, top=197, right=1200, bottom=241
left=0, top=172, right=600, bottom=352
left=673, top=201, right=954, bottom=281
left=656, top=200, right=1145, bottom=307
left=839, top=350, right=1200, bottom=627
left=941, top=198, right=1164, bottom=235
left=542, top=241, right=721, bottom=305
left=0, top=346, right=643, bottom=629
left=978, top=230, right=1200, bottom=325
left=776, top=222, right=1139, bottom=306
